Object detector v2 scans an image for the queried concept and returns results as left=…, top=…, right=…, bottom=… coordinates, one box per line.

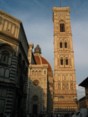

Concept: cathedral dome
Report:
left=34, top=45, right=53, bottom=75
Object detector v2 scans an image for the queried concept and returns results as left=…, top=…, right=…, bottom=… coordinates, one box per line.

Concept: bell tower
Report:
left=53, top=7, right=77, bottom=115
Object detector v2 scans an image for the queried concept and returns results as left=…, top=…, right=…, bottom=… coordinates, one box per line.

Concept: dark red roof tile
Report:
left=34, top=54, right=53, bottom=74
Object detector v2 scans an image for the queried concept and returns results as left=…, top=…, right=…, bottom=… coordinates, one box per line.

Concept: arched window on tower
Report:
left=60, top=23, right=65, bottom=32
left=66, top=58, right=68, bottom=65
left=60, top=42, right=62, bottom=48
left=65, top=42, right=67, bottom=48
left=60, top=58, right=63, bottom=65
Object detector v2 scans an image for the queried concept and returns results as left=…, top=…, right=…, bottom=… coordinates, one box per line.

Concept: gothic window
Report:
left=65, top=42, right=67, bottom=48
left=66, top=58, right=68, bottom=65
left=60, top=58, right=63, bottom=65
left=60, top=23, right=65, bottom=32
left=1, top=51, right=9, bottom=64
left=0, top=68, right=4, bottom=76
left=60, top=42, right=62, bottom=48
left=5, top=69, right=9, bottom=78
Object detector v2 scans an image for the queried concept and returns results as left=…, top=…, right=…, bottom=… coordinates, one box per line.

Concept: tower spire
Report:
left=60, top=0, right=62, bottom=7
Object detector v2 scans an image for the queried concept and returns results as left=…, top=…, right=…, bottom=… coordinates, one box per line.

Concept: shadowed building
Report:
left=79, top=77, right=88, bottom=109
left=53, top=7, right=77, bottom=116
left=27, top=44, right=53, bottom=117
left=0, top=11, right=29, bottom=117
left=78, top=96, right=86, bottom=109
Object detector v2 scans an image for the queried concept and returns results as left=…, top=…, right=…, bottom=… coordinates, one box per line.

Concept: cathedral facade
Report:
left=27, top=44, right=53, bottom=117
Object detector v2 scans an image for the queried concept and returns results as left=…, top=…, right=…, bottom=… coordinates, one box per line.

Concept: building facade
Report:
left=0, top=11, right=29, bottom=117
left=53, top=7, right=77, bottom=116
left=27, top=45, right=53, bottom=117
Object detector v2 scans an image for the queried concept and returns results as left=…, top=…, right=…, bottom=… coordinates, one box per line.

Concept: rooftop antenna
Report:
left=60, top=0, right=62, bottom=7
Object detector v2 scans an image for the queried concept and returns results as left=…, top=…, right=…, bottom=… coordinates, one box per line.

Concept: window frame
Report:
left=0, top=51, right=9, bottom=64
left=65, top=42, right=67, bottom=48
left=60, top=23, right=65, bottom=32
left=66, top=58, right=68, bottom=65
left=60, top=58, right=63, bottom=65
left=60, top=42, right=63, bottom=48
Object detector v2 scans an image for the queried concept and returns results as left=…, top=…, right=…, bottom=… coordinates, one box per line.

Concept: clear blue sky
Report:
left=0, top=0, right=88, bottom=98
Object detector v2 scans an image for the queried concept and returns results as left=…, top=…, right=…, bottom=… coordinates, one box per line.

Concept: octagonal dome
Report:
left=34, top=45, right=53, bottom=75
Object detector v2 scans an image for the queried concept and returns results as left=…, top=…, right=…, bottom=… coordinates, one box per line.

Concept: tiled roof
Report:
left=34, top=54, right=53, bottom=74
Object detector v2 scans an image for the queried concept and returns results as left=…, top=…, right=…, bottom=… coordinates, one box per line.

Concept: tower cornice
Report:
left=53, top=7, right=70, bottom=13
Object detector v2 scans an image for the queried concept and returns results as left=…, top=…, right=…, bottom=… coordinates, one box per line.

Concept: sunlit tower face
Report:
left=53, top=7, right=77, bottom=116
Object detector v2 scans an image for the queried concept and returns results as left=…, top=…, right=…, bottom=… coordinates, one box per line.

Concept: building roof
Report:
left=79, top=77, right=88, bottom=87
left=79, top=96, right=86, bottom=102
left=0, top=10, right=21, bottom=23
